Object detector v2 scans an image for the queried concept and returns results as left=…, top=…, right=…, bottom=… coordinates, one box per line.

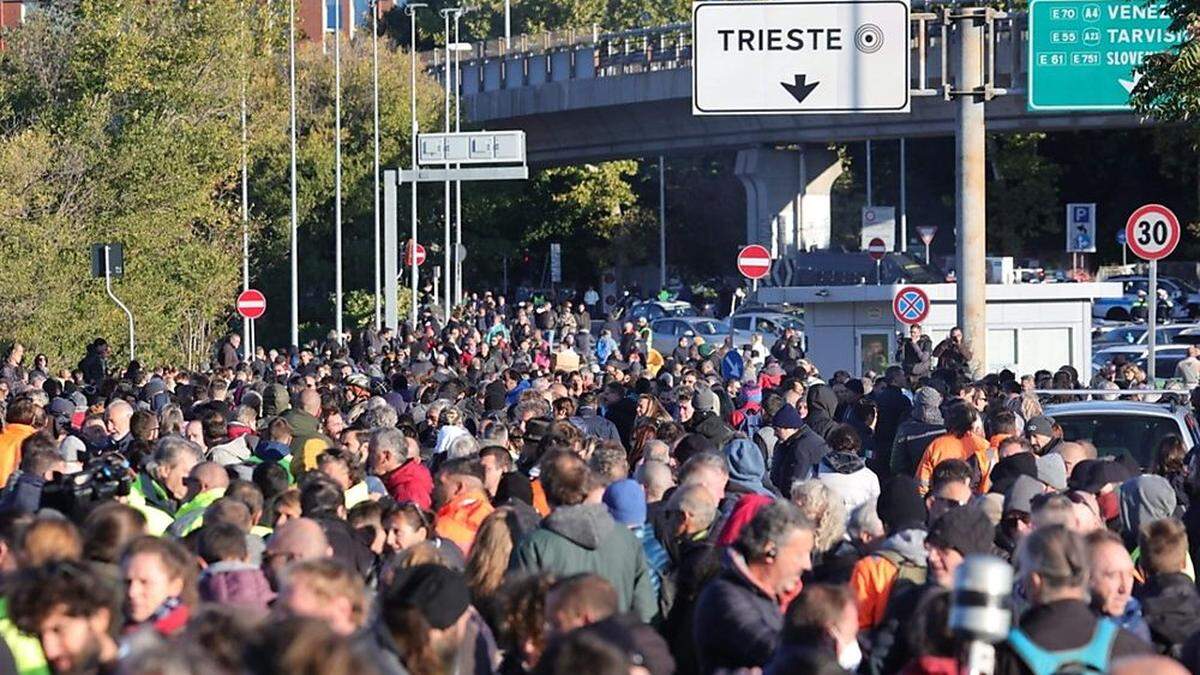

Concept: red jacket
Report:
left=382, top=460, right=433, bottom=510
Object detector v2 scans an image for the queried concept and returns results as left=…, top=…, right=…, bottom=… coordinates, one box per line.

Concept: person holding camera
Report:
left=932, top=326, right=973, bottom=374
left=896, top=324, right=933, bottom=381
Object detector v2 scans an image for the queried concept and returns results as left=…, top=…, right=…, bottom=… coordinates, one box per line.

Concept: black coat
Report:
left=768, top=425, right=831, bottom=496
left=872, top=386, right=913, bottom=469
left=1137, top=572, right=1200, bottom=657
left=693, top=555, right=783, bottom=674
left=992, top=599, right=1152, bottom=675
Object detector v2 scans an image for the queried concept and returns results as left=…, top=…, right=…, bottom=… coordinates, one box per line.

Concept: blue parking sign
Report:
left=1066, top=203, right=1097, bottom=253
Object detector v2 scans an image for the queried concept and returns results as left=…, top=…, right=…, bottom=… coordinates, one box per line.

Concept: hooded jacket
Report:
left=817, top=451, right=881, bottom=515
left=198, top=561, right=275, bottom=612
left=512, top=503, right=656, bottom=622
left=382, top=459, right=433, bottom=510
left=768, top=425, right=831, bottom=496
left=281, top=408, right=334, bottom=469
left=851, top=528, right=928, bottom=630
left=1119, top=474, right=1178, bottom=545
left=804, top=385, right=839, bottom=442
left=209, top=435, right=250, bottom=467
left=724, top=438, right=776, bottom=497
left=686, top=410, right=737, bottom=451
left=260, top=384, right=290, bottom=420
left=890, top=387, right=946, bottom=477
left=1138, top=572, right=1200, bottom=656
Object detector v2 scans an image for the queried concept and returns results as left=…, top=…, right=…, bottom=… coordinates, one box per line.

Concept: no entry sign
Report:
left=1125, top=204, right=1181, bottom=261
left=737, top=245, right=772, bottom=280
left=867, top=237, right=888, bottom=262
left=405, top=242, right=427, bottom=267
left=893, top=286, right=930, bottom=326
left=236, top=289, right=266, bottom=320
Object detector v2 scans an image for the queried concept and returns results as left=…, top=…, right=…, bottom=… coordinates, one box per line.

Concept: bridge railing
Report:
left=437, top=14, right=1029, bottom=100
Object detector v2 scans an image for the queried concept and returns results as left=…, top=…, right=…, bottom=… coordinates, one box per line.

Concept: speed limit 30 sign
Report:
left=1125, top=204, right=1181, bottom=261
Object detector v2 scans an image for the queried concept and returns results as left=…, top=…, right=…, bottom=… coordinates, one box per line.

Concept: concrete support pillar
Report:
left=955, top=13, right=988, bottom=377
left=735, top=145, right=842, bottom=254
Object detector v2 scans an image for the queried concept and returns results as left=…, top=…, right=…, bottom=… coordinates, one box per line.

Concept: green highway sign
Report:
left=1028, top=0, right=1183, bottom=111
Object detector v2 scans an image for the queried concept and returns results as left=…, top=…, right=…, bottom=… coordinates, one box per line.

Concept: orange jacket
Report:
left=435, top=491, right=494, bottom=555
left=0, top=423, right=35, bottom=487
left=531, top=478, right=551, bottom=517
left=916, top=432, right=989, bottom=495
left=850, top=553, right=900, bottom=630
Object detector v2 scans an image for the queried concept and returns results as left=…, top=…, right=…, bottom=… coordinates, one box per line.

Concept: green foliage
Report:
left=0, top=0, right=444, bottom=365
left=984, top=133, right=1062, bottom=253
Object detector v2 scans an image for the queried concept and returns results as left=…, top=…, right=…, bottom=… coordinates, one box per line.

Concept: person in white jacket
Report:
left=817, top=423, right=881, bottom=520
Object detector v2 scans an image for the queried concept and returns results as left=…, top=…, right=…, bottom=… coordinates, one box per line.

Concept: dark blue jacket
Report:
left=769, top=425, right=830, bottom=496
left=693, top=552, right=783, bottom=674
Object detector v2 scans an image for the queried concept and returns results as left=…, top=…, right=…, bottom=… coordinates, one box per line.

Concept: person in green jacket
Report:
left=127, top=437, right=203, bottom=536
left=281, top=389, right=334, bottom=472
left=167, top=462, right=229, bottom=537
left=511, top=450, right=656, bottom=623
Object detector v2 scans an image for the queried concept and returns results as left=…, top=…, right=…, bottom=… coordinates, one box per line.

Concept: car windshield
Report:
left=665, top=305, right=698, bottom=318
left=691, top=320, right=722, bottom=335
left=1054, top=412, right=1185, bottom=467
left=1098, top=326, right=1146, bottom=345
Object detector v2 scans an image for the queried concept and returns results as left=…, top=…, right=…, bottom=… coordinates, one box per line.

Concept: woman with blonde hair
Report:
left=465, top=507, right=527, bottom=632
left=789, top=479, right=847, bottom=558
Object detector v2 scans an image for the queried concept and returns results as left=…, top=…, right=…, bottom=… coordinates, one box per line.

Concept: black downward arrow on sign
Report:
left=780, top=74, right=819, bottom=103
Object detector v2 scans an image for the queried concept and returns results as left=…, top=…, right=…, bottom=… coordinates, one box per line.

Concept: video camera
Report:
left=40, top=453, right=133, bottom=519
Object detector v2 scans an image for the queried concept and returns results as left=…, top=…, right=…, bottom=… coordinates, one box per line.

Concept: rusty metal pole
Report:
left=955, top=10, right=987, bottom=377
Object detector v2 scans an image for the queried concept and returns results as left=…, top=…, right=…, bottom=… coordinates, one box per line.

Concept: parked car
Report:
left=650, top=317, right=730, bottom=354
left=628, top=300, right=698, bottom=322
left=1092, top=323, right=1200, bottom=352
left=1093, top=275, right=1200, bottom=321
left=1045, top=400, right=1200, bottom=468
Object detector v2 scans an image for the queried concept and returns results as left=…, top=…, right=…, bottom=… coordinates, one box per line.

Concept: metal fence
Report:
left=429, top=14, right=1030, bottom=98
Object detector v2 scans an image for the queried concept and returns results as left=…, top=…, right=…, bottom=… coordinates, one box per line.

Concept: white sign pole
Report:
left=1149, top=258, right=1158, bottom=384
left=104, top=245, right=136, bottom=362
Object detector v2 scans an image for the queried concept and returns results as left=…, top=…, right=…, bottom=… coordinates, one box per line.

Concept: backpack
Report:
left=876, top=548, right=928, bottom=587
left=737, top=404, right=763, bottom=438
left=1006, top=618, right=1118, bottom=675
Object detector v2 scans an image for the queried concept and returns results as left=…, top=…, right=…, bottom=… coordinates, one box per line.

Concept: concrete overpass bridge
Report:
left=427, top=15, right=1149, bottom=251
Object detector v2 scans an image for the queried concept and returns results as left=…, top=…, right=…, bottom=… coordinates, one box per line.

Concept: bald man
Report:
left=264, top=517, right=333, bottom=590
left=282, top=388, right=334, bottom=469
left=1111, top=655, right=1188, bottom=675
left=105, top=400, right=134, bottom=453
left=1053, top=442, right=1093, bottom=480
left=168, top=462, right=230, bottom=537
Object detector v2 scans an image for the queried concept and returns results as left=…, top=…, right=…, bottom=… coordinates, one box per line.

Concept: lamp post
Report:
left=452, top=13, right=469, bottom=305
left=372, top=0, right=382, bottom=330
left=407, top=3, right=428, bottom=328
left=334, top=0, right=344, bottom=345
left=289, top=0, right=299, bottom=348
left=439, top=7, right=465, bottom=320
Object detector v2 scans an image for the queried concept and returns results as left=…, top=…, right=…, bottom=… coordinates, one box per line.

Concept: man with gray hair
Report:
left=636, top=460, right=675, bottom=506
left=127, top=436, right=204, bottom=535
left=993, top=525, right=1151, bottom=675
left=694, top=500, right=814, bottom=673
left=661, top=482, right=720, bottom=674
left=367, top=427, right=431, bottom=509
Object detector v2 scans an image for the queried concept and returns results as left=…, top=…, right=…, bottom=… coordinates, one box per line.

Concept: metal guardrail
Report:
left=427, top=15, right=1031, bottom=100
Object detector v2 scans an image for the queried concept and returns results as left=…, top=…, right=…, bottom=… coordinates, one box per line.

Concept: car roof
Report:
left=1045, top=401, right=1188, bottom=417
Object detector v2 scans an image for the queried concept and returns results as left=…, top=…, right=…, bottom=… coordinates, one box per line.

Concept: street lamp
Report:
left=289, top=0, right=300, bottom=348
left=372, top=0, right=382, bottom=330
left=450, top=35, right=471, bottom=306
left=407, top=3, right=428, bottom=328
left=440, top=7, right=465, bottom=320
left=334, top=0, right=344, bottom=345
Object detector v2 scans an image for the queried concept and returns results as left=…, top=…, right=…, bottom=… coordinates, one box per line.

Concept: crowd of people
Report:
left=0, top=293, right=1196, bottom=675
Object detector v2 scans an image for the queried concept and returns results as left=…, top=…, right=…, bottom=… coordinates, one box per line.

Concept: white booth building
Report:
left=757, top=283, right=1122, bottom=377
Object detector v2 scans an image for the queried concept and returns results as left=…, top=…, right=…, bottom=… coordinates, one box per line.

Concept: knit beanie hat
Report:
left=383, top=564, right=470, bottom=630
left=771, top=404, right=805, bottom=429
left=603, top=479, right=648, bottom=527
left=927, top=505, right=995, bottom=558
left=877, top=475, right=928, bottom=534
